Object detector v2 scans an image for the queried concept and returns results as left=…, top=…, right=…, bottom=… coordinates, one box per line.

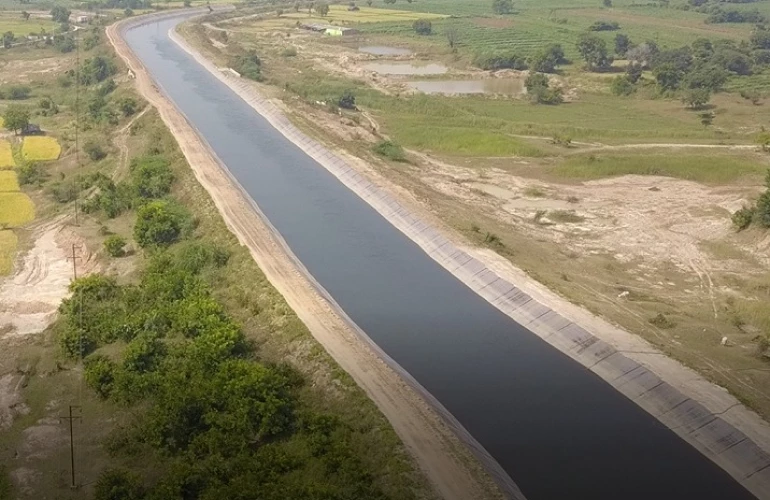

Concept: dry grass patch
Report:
left=0, top=171, right=20, bottom=192
left=22, top=136, right=61, bottom=162
left=0, top=192, right=34, bottom=228
left=0, top=140, right=14, bottom=169
left=0, top=229, right=17, bottom=275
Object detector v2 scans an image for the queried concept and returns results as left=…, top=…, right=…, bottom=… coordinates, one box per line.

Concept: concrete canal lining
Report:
left=117, top=12, right=770, bottom=500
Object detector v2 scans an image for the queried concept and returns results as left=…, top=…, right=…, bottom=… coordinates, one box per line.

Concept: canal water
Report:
left=124, top=17, right=756, bottom=500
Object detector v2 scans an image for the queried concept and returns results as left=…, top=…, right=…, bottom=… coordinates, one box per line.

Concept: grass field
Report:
left=0, top=229, right=17, bottom=275
left=0, top=171, right=19, bottom=191
left=0, top=16, right=56, bottom=36
left=0, top=192, right=33, bottom=228
left=550, top=152, right=767, bottom=184
left=0, top=140, right=14, bottom=169
left=281, top=5, right=448, bottom=24
left=22, top=136, right=61, bottom=161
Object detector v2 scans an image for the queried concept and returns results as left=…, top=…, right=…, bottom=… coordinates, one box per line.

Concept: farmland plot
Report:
left=22, top=136, right=61, bottom=161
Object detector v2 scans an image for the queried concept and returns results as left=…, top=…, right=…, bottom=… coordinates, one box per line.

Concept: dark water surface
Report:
left=125, top=18, right=756, bottom=500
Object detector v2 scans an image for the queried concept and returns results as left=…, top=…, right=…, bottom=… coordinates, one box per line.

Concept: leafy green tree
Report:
left=412, top=19, right=432, bottom=35
left=85, top=355, right=117, bottom=399
left=684, top=65, right=727, bottom=91
left=104, top=235, right=127, bottom=257
left=50, top=5, right=71, bottom=23
left=338, top=89, right=356, bottom=109
left=84, top=141, right=107, bottom=161
left=119, top=97, right=138, bottom=117
left=131, top=155, right=174, bottom=199
left=93, top=468, right=145, bottom=500
left=614, top=33, right=630, bottom=56
left=610, top=75, right=634, bottom=95
left=54, top=33, right=75, bottom=53
left=576, top=33, right=613, bottom=71
left=625, top=62, right=643, bottom=83
left=653, top=63, right=682, bottom=91
left=681, top=88, right=710, bottom=109
left=134, top=200, right=190, bottom=248
left=2, top=104, right=30, bottom=135
left=81, top=56, right=117, bottom=85
left=2, top=31, right=13, bottom=49
left=492, top=0, right=513, bottom=14
left=528, top=44, right=564, bottom=73
left=525, top=73, right=563, bottom=104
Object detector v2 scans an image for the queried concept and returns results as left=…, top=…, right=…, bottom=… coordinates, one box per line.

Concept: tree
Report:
left=104, top=235, right=127, bottom=257
left=2, top=31, right=13, bottom=49
left=625, top=63, right=643, bottom=83
left=413, top=19, right=432, bottom=35
left=492, top=0, right=513, bottom=15
left=576, top=33, right=613, bottom=71
left=21, top=11, right=30, bottom=20
left=525, top=73, right=563, bottom=104
left=294, top=2, right=300, bottom=10
left=653, top=64, right=682, bottom=91
left=383, top=0, right=396, bottom=4
left=446, top=26, right=458, bottom=49
left=84, top=141, right=107, bottom=161
left=119, top=97, right=138, bottom=117
left=610, top=75, right=634, bottom=95
left=614, top=33, right=630, bottom=56
left=338, top=90, right=356, bottom=109
left=603, top=0, right=612, bottom=6
left=627, top=42, right=656, bottom=68
left=2, top=105, right=30, bottom=135
left=93, top=468, right=144, bottom=500
left=316, top=2, right=329, bottom=16
left=134, top=200, right=189, bottom=248
left=681, top=88, right=710, bottom=109
left=50, top=5, right=71, bottom=24
left=528, top=44, right=565, bottom=73
left=699, top=111, right=714, bottom=127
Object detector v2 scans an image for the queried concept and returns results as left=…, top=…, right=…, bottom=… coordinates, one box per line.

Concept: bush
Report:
left=85, top=355, right=117, bottom=399
left=610, top=75, right=635, bottom=96
left=732, top=206, right=754, bottom=230
left=119, top=97, right=138, bottom=117
left=131, top=155, right=175, bottom=199
left=338, top=89, right=356, bottom=110
left=372, top=140, right=406, bottom=162
left=649, top=313, right=675, bottom=329
left=93, top=468, right=145, bottom=500
left=525, top=73, right=563, bottom=104
left=473, top=51, right=528, bottom=70
left=104, top=235, right=127, bottom=257
left=413, top=19, right=432, bottom=35
left=589, top=20, right=620, bottom=31
left=84, top=141, right=107, bottom=161
left=1, top=85, right=31, bottom=100
left=17, top=162, right=45, bottom=186
left=134, top=200, right=191, bottom=248
left=281, top=46, right=297, bottom=57
left=231, top=50, right=263, bottom=81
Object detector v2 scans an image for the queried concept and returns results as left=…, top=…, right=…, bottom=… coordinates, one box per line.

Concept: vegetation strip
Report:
left=174, top=10, right=770, bottom=499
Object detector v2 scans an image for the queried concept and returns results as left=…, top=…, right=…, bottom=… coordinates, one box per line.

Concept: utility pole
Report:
left=60, top=405, right=82, bottom=489
left=67, top=244, right=81, bottom=281
left=74, top=25, right=81, bottom=226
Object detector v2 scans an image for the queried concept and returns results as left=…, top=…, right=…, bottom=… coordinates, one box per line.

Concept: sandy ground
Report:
left=107, top=17, right=503, bottom=500
left=0, top=218, right=95, bottom=338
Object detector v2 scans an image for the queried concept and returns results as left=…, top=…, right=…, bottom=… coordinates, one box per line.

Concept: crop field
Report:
left=0, top=192, right=33, bottom=228
left=22, top=136, right=61, bottom=161
left=281, top=5, right=448, bottom=24
left=0, top=229, right=17, bottom=275
left=0, top=140, right=14, bottom=169
left=0, top=171, right=19, bottom=191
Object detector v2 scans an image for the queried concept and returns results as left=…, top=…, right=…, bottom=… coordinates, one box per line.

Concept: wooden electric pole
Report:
left=59, top=405, right=82, bottom=488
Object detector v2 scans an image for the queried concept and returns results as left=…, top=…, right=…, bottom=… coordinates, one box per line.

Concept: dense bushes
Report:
left=733, top=170, right=770, bottom=230
left=525, top=73, right=563, bottom=104
left=231, top=50, right=263, bottom=81
left=134, top=200, right=191, bottom=248
left=373, top=140, right=406, bottom=161
left=589, top=20, right=620, bottom=31
left=412, top=19, right=432, bottom=35
left=706, top=7, right=765, bottom=23
left=528, top=44, right=566, bottom=73
left=472, top=50, right=528, bottom=70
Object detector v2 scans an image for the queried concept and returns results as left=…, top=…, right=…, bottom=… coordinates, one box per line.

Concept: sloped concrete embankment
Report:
left=167, top=25, right=770, bottom=500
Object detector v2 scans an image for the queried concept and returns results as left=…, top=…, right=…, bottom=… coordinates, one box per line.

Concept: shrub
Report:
left=525, top=73, right=563, bottom=104
left=84, top=141, right=107, bottom=161
left=231, top=50, right=263, bottom=81
left=610, top=75, right=635, bottom=96
left=732, top=206, right=754, bottom=230
left=649, top=313, right=676, bottom=329
left=372, top=140, right=406, bottom=162
left=589, top=20, right=620, bottom=31
left=85, top=355, right=117, bottom=399
left=104, top=235, right=127, bottom=257
left=93, top=468, right=145, bottom=500
left=281, top=47, right=297, bottom=57
left=338, top=90, right=356, bottom=110
left=473, top=51, right=528, bottom=70
left=413, top=19, right=432, bottom=35
left=134, top=200, right=191, bottom=248
left=131, top=155, right=175, bottom=199
left=17, top=162, right=45, bottom=185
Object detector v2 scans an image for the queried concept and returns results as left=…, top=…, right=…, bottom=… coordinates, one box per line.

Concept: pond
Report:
left=361, top=61, right=448, bottom=75
left=358, top=45, right=412, bottom=56
left=408, top=79, right=526, bottom=96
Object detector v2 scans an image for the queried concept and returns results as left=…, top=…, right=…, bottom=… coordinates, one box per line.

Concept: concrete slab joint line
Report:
left=116, top=11, right=770, bottom=500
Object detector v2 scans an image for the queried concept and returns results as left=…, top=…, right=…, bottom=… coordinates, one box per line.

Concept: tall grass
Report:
left=549, top=153, right=766, bottom=184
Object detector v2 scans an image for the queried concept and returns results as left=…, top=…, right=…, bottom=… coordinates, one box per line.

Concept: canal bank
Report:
left=113, top=11, right=769, bottom=500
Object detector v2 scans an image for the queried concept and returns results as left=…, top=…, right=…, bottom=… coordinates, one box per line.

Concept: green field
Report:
left=0, top=192, right=34, bottom=227
left=0, top=16, right=56, bottom=36
left=283, top=5, right=448, bottom=24
left=0, top=229, right=17, bottom=275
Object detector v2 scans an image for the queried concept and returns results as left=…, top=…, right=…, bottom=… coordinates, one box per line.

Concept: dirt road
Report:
left=106, top=15, right=503, bottom=500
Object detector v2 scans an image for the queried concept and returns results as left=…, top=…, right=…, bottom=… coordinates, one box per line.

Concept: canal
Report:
left=124, top=16, right=756, bottom=500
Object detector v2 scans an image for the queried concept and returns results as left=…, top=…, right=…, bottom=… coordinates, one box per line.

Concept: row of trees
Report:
left=473, top=44, right=567, bottom=73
